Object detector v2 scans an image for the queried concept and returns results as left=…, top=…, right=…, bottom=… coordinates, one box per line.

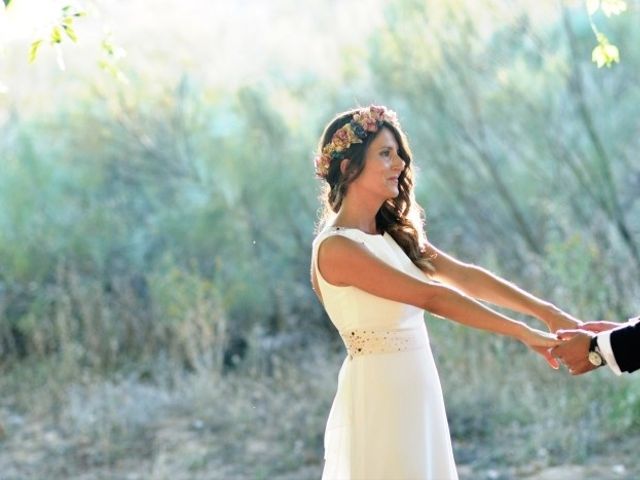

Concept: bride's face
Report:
left=351, top=127, right=406, bottom=199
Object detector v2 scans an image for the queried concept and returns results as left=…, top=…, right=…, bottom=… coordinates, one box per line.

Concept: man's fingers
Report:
left=581, top=321, right=619, bottom=333
left=582, top=323, right=611, bottom=333
left=548, top=332, right=597, bottom=375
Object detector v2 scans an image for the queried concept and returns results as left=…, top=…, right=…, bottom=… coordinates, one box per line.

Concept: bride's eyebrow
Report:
left=378, top=145, right=396, bottom=152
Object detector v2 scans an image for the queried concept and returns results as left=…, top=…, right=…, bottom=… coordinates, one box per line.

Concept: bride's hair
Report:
left=314, top=107, right=435, bottom=274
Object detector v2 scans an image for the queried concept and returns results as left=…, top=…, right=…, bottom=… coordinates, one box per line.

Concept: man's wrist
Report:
left=588, top=335, right=606, bottom=367
left=596, top=331, right=623, bottom=376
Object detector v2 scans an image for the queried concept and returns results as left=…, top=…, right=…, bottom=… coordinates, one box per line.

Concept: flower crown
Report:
left=314, top=105, right=400, bottom=179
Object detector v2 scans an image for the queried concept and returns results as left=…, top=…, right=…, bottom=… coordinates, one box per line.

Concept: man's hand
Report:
left=579, top=320, right=623, bottom=333
left=551, top=330, right=598, bottom=375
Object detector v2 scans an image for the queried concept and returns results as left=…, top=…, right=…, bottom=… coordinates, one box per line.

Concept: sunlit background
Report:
left=1, top=1, right=639, bottom=479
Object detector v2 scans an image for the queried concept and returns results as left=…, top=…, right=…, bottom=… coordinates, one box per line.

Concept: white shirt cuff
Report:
left=597, top=331, right=623, bottom=376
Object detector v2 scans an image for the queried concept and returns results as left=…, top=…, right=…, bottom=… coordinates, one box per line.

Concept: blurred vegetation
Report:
left=1, top=0, right=639, bottom=478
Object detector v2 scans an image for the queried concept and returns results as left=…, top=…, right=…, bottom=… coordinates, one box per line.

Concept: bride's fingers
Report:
left=533, top=336, right=563, bottom=347
left=534, top=346, right=560, bottom=369
left=527, top=329, right=561, bottom=345
left=543, top=350, right=560, bottom=369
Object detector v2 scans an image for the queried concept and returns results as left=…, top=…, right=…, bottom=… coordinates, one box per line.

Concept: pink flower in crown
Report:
left=332, top=127, right=351, bottom=151
left=362, top=113, right=380, bottom=132
left=352, top=105, right=399, bottom=132
left=370, top=105, right=386, bottom=117
left=369, top=105, right=399, bottom=127
left=332, top=124, right=361, bottom=151
left=384, top=109, right=398, bottom=125
left=314, top=152, right=331, bottom=177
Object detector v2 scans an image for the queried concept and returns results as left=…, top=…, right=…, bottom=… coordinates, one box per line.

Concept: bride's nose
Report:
left=392, top=154, right=405, bottom=171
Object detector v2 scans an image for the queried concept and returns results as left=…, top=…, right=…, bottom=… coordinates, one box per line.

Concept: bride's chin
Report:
left=386, top=190, right=400, bottom=199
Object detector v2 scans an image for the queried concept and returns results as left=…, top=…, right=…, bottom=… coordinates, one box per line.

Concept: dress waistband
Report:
left=338, top=326, right=428, bottom=360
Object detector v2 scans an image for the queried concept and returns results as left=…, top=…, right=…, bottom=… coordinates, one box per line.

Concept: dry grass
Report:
left=0, top=336, right=334, bottom=480
left=2, top=323, right=640, bottom=480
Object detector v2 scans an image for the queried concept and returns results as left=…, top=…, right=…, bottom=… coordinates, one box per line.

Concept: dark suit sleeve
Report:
left=610, top=322, right=640, bottom=373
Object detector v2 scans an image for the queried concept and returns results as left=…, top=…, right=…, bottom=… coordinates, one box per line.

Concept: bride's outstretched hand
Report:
left=520, top=328, right=562, bottom=369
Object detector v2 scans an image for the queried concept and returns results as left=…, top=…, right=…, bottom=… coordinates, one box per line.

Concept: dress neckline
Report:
left=327, top=226, right=387, bottom=237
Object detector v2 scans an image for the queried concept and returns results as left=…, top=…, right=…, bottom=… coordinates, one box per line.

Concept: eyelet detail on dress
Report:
left=339, top=327, right=427, bottom=360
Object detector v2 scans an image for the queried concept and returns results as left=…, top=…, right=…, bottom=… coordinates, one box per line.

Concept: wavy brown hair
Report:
left=314, top=106, right=435, bottom=274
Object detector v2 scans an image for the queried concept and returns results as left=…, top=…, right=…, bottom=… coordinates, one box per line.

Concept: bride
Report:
left=310, top=105, right=576, bottom=479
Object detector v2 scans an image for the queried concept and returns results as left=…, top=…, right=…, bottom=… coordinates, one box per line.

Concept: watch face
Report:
left=588, top=351, right=603, bottom=367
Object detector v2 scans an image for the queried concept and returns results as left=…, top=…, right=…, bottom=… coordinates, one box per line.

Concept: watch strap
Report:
left=589, top=335, right=606, bottom=366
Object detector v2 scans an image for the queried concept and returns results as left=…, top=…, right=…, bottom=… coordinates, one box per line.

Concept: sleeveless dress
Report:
left=312, top=225, right=458, bottom=480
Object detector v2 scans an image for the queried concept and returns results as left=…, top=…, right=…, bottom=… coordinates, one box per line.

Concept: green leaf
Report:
left=3, top=0, right=12, bottom=7
left=29, top=39, right=43, bottom=63
left=102, top=40, right=114, bottom=56
left=62, top=24, right=78, bottom=42
left=587, top=0, right=600, bottom=15
left=102, top=39, right=126, bottom=59
left=601, top=0, right=627, bottom=16
left=51, top=26, right=62, bottom=44
left=98, top=58, right=115, bottom=75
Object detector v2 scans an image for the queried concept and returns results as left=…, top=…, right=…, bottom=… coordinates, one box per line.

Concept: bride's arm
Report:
left=423, top=243, right=581, bottom=332
left=317, top=235, right=561, bottom=366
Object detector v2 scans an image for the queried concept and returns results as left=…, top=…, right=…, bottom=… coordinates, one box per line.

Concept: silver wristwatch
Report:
left=588, top=336, right=606, bottom=367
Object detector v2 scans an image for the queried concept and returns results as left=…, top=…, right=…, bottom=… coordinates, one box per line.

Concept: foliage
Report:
left=0, top=0, right=639, bottom=472
left=0, top=74, right=325, bottom=372
left=5, top=1, right=128, bottom=81
left=28, top=4, right=86, bottom=70
left=587, top=0, right=628, bottom=67
left=368, top=0, right=640, bottom=290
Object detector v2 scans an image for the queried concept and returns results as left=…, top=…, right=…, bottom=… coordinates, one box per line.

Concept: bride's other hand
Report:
left=539, top=304, right=583, bottom=333
left=519, top=328, right=562, bottom=369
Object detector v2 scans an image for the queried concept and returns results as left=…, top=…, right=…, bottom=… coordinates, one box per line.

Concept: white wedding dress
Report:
left=312, top=225, right=458, bottom=480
